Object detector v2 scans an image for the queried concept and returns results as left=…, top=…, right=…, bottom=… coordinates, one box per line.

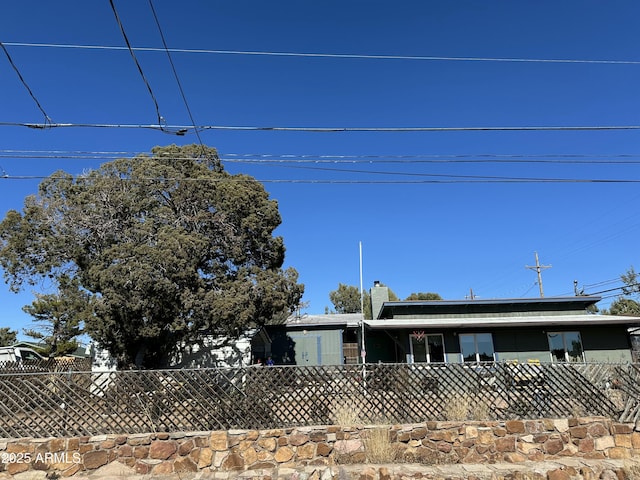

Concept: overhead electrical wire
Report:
left=3, top=174, right=640, bottom=184
left=3, top=120, right=640, bottom=133
left=0, top=41, right=52, bottom=126
left=1, top=149, right=640, bottom=183
left=108, top=0, right=183, bottom=136
left=147, top=0, right=205, bottom=145
left=5, top=150, right=640, bottom=164
left=586, top=283, right=640, bottom=296
left=583, top=278, right=625, bottom=288
left=225, top=161, right=640, bottom=182
left=221, top=153, right=640, bottom=165
left=4, top=42, right=640, bottom=65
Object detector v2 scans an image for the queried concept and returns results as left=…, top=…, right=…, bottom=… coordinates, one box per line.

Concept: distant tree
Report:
left=22, top=275, right=89, bottom=357
left=621, top=266, right=640, bottom=295
left=599, top=266, right=640, bottom=316
left=330, top=283, right=400, bottom=319
left=363, top=293, right=372, bottom=319
left=0, top=144, right=304, bottom=368
left=329, top=283, right=362, bottom=314
left=604, top=297, right=640, bottom=316
left=0, top=327, right=17, bottom=347
left=404, top=292, right=442, bottom=301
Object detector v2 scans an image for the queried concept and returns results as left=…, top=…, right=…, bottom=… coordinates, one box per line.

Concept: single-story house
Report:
left=92, top=329, right=269, bottom=371
left=364, top=283, right=640, bottom=364
left=265, top=313, right=362, bottom=366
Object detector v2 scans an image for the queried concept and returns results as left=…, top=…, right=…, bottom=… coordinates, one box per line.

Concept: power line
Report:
left=587, top=283, right=640, bottom=296
left=4, top=42, right=640, bottom=65
left=222, top=153, right=640, bottom=165
left=2, top=147, right=640, bottom=181
left=147, top=0, right=205, bottom=146
left=3, top=149, right=640, bottom=182
left=583, top=278, right=625, bottom=288
left=229, top=160, right=640, bottom=182
left=5, top=149, right=640, bottom=164
left=3, top=121, right=640, bottom=133
left=0, top=42, right=52, bottom=125
left=108, top=0, right=182, bottom=136
left=4, top=175, right=640, bottom=184
left=195, top=124, right=640, bottom=133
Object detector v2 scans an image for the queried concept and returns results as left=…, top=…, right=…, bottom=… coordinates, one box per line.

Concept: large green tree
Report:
left=0, top=145, right=303, bottom=368
left=0, top=327, right=17, bottom=347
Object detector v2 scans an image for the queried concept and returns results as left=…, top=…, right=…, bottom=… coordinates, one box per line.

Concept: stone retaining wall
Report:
left=0, top=417, right=639, bottom=477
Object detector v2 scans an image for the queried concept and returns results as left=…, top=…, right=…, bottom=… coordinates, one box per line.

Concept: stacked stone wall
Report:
left=0, top=417, right=638, bottom=477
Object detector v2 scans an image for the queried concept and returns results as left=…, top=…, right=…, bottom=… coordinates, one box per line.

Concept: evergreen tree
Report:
left=0, top=327, right=17, bottom=347
left=22, top=275, right=88, bottom=356
left=0, top=145, right=303, bottom=368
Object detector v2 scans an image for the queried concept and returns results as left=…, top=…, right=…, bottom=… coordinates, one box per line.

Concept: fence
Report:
left=0, top=357, right=91, bottom=373
left=0, top=362, right=639, bottom=438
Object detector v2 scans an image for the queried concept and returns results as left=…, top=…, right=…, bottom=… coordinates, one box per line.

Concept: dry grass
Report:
left=444, top=394, right=469, bottom=421
left=569, top=399, right=585, bottom=418
left=622, top=460, right=640, bottom=478
left=469, top=397, right=491, bottom=420
left=443, top=393, right=491, bottom=421
left=363, top=427, right=398, bottom=464
left=330, top=398, right=363, bottom=426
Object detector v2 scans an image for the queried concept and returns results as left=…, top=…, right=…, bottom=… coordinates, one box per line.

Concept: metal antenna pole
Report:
left=359, top=241, right=366, bottom=364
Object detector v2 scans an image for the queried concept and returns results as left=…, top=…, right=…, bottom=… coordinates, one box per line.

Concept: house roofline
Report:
left=365, top=313, right=640, bottom=330
left=377, top=296, right=602, bottom=319
left=381, top=296, right=601, bottom=308
left=284, top=312, right=363, bottom=329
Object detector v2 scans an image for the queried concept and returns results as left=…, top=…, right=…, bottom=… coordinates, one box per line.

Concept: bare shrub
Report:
left=569, top=399, right=585, bottom=418
left=469, top=397, right=491, bottom=420
left=606, top=388, right=626, bottom=411
left=364, top=427, right=398, bottom=463
left=330, top=398, right=362, bottom=426
left=443, top=393, right=491, bottom=421
left=444, top=394, right=469, bottom=421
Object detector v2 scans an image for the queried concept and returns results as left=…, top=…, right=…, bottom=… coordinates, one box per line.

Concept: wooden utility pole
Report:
left=526, top=252, right=551, bottom=298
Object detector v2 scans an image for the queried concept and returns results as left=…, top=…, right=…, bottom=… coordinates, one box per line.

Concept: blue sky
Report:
left=2, top=1, right=640, bottom=336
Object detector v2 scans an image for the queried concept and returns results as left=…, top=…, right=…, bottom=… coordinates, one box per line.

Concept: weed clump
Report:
left=330, top=398, right=363, bottom=426
left=363, top=427, right=398, bottom=464
left=444, top=393, right=491, bottom=421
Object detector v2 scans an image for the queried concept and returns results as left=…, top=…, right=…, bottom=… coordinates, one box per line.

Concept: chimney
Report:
left=370, top=281, right=390, bottom=319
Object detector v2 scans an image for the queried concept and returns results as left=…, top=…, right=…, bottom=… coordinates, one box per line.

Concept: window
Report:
left=459, top=333, right=495, bottom=363
left=547, top=332, right=584, bottom=362
left=20, top=350, right=42, bottom=361
left=410, top=333, right=445, bottom=363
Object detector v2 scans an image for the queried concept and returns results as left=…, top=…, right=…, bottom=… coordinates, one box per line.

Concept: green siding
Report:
left=287, top=330, right=343, bottom=365
left=367, top=325, right=633, bottom=364
left=365, top=330, right=402, bottom=363
left=581, top=327, right=632, bottom=363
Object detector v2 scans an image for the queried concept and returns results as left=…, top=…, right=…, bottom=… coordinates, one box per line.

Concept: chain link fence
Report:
left=0, top=362, right=638, bottom=438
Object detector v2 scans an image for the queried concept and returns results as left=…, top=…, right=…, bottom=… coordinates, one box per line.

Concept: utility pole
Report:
left=526, top=252, right=551, bottom=298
